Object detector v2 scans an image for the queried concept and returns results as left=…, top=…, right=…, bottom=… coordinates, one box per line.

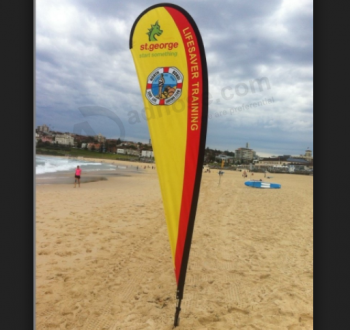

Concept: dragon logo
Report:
left=147, top=21, right=163, bottom=41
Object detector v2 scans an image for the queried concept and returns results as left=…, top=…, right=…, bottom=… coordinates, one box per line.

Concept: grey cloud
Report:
left=36, top=0, right=313, bottom=156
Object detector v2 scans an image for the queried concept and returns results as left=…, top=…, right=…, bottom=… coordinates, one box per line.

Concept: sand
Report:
left=36, top=162, right=313, bottom=329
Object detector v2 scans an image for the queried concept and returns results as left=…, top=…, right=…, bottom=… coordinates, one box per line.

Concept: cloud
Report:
left=35, top=0, right=313, bottom=157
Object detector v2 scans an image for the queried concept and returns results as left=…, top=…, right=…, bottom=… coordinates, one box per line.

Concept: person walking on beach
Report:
left=74, top=165, right=81, bottom=188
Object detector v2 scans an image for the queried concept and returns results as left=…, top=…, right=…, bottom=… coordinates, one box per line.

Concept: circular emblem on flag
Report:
left=145, top=67, right=183, bottom=105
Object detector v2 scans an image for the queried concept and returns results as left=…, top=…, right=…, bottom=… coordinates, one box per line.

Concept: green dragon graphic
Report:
left=147, top=21, right=163, bottom=41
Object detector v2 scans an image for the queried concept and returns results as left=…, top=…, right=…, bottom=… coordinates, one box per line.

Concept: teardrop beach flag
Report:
left=130, top=3, right=208, bottom=327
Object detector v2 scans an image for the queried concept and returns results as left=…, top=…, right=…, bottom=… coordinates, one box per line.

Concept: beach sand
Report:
left=36, top=162, right=313, bottom=329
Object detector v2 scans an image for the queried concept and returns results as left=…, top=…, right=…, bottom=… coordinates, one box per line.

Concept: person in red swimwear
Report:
left=74, top=165, right=82, bottom=188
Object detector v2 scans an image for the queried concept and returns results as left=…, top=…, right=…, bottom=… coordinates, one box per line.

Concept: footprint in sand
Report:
left=55, top=251, right=72, bottom=257
left=38, top=249, right=51, bottom=255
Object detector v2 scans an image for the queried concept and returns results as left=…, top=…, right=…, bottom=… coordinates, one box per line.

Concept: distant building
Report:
left=87, top=143, right=101, bottom=150
left=141, top=150, right=154, bottom=158
left=41, top=136, right=54, bottom=143
left=37, top=124, right=50, bottom=133
left=215, top=154, right=234, bottom=163
left=254, top=156, right=312, bottom=171
left=305, top=149, right=312, bottom=156
left=235, top=143, right=256, bottom=162
left=292, top=149, right=313, bottom=161
left=286, top=157, right=310, bottom=165
left=54, top=134, right=74, bottom=145
left=254, top=157, right=284, bottom=169
left=116, top=148, right=139, bottom=156
left=95, top=133, right=106, bottom=143
left=125, top=149, right=140, bottom=156
left=107, top=146, right=117, bottom=153
left=303, top=149, right=313, bottom=161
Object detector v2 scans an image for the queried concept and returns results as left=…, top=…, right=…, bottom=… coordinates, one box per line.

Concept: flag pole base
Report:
left=173, top=298, right=182, bottom=328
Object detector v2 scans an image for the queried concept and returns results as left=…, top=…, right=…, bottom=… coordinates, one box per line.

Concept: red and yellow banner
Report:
left=129, top=4, right=208, bottom=308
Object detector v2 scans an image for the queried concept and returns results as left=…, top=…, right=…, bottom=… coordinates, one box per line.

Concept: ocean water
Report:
left=35, top=155, right=118, bottom=175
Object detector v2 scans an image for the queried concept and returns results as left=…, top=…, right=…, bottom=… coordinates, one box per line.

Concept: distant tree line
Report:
left=37, top=133, right=237, bottom=160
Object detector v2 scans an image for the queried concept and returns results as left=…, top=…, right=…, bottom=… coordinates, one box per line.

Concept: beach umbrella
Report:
left=130, top=3, right=208, bottom=327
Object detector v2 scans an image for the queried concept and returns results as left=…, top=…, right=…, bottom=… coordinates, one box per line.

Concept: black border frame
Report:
left=314, top=1, right=348, bottom=328
left=2, top=0, right=34, bottom=329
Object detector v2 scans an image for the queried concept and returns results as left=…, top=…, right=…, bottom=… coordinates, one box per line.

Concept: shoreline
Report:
left=35, top=154, right=155, bottom=185
left=36, top=154, right=311, bottom=185
left=35, top=168, right=146, bottom=185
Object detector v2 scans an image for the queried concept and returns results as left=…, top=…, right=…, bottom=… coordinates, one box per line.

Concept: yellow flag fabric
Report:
left=130, top=4, right=208, bottom=288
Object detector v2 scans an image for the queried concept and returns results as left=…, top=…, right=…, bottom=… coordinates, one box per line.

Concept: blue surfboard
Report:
left=245, top=180, right=281, bottom=189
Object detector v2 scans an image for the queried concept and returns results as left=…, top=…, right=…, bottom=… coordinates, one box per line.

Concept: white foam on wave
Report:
left=35, top=155, right=116, bottom=174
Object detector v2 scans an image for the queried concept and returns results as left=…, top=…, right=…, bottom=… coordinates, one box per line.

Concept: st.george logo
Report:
left=146, top=67, right=183, bottom=105
left=147, top=21, right=163, bottom=41
left=140, top=21, right=178, bottom=51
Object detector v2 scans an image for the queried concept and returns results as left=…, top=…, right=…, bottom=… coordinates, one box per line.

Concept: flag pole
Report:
left=173, top=292, right=182, bottom=327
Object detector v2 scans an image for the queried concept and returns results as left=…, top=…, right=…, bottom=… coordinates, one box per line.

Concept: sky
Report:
left=35, top=0, right=313, bottom=158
